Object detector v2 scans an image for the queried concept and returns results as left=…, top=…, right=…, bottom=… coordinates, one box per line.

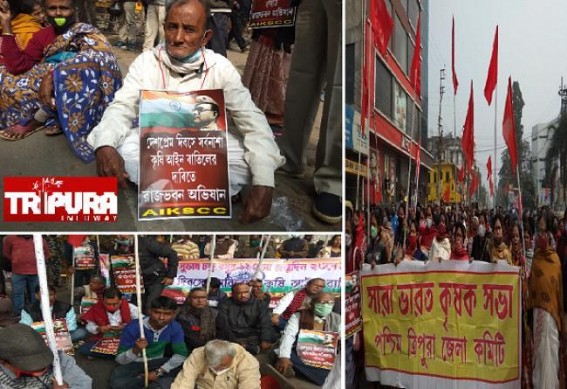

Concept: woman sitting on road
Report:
left=0, top=0, right=43, bottom=56
left=0, top=0, right=121, bottom=163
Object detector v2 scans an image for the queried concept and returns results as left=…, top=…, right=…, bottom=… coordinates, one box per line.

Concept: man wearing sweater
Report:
left=109, top=297, right=188, bottom=389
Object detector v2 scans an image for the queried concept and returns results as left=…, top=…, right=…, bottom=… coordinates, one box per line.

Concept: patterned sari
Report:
left=0, top=23, right=122, bottom=162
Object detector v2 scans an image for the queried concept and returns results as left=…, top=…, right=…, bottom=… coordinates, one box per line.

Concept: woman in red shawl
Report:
left=450, top=222, right=469, bottom=260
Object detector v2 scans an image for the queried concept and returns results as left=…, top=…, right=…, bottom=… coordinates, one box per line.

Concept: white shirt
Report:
left=85, top=303, right=139, bottom=334
left=87, top=47, right=284, bottom=188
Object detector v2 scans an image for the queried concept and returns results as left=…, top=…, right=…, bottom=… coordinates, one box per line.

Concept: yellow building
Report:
left=428, top=162, right=462, bottom=204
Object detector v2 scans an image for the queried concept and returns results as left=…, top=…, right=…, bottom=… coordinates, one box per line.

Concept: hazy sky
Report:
left=427, top=0, right=567, bottom=189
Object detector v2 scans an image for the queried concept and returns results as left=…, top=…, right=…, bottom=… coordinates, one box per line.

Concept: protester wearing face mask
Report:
left=88, top=0, right=285, bottom=225
left=172, top=340, right=260, bottom=389
left=471, top=215, right=489, bottom=261
left=528, top=209, right=563, bottom=389
left=419, top=210, right=438, bottom=255
left=79, top=287, right=139, bottom=359
left=275, top=292, right=340, bottom=386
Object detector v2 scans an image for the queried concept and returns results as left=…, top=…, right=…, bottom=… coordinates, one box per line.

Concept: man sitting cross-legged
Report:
left=172, top=340, right=260, bottom=389
left=176, top=287, right=218, bottom=354
left=109, top=296, right=188, bottom=389
left=79, top=286, right=139, bottom=359
left=216, top=282, right=273, bottom=355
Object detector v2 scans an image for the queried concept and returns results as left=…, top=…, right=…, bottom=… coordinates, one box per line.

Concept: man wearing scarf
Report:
left=88, top=0, right=284, bottom=224
left=177, top=287, right=217, bottom=354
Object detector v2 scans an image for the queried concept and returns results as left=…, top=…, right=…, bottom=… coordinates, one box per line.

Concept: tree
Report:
left=496, top=81, right=536, bottom=210
left=544, top=113, right=567, bottom=205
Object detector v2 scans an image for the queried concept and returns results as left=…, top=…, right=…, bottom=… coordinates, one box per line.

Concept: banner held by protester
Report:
left=138, top=89, right=231, bottom=220
left=361, top=260, right=520, bottom=388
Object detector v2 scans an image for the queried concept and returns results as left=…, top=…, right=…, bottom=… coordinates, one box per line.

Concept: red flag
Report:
left=409, top=13, right=422, bottom=96
left=369, top=0, right=394, bottom=56
left=442, top=183, right=451, bottom=203
left=503, top=76, right=518, bottom=174
left=451, top=16, right=458, bottom=95
left=67, top=235, right=87, bottom=248
left=484, top=26, right=498, bottom=105
left=469, top=171, right=479, bottom=197
left=461, top=81, right=475, bottom=172
left=486, top=156, right=494, bottom=197
left=457, top=164, right=465, bottom=183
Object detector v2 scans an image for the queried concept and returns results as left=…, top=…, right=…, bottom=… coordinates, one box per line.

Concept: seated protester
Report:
left=79, top=287, right=139, bottom=359
left=30, top=0, right=46, bottom=26
left=277, top=235, right=309, bottom=258
left=20, top=284, right=87, bottom=342
left=0, top=0, right=43, bottom=57
left=87, top=0, right=285, bottom=224
left=271, top=278, right=325, bottom=331
left=275, top=292, right=340, bottom=386
left=450, top=222, right=470, bottom=261
left=170, top=237, right=200, bottom=260
left=74, top=274, right=106, bottom=303
left=0, top=324, right=92, bottom=389
left=429, top=223, right=451, bottom=261
left=248, top=278, right=271, bottom=309
left=482, top=213, right=513, bottom=264
left=0, top=0, right=122, bottom=164
left=235, top=235, right=273, bottom=258
left=216, top=282, right=273, bottom=355
left=204, top=236, right=238, bottom=259
left=176, top=287, right=217, bottom=354
left=172, top=340, right=260, bottom=389
left=206, top=276, right=226, bottom=308
left=109, top=297, right=188, bottom=389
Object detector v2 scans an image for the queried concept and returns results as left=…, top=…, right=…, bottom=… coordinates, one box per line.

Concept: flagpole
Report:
left=33, top=234, right=64, bottom=386
left=134, top=236, right=148, bottom=388
left=516, top=169, right=526, bottom=259
left=494, top=88, right=498, bottom=210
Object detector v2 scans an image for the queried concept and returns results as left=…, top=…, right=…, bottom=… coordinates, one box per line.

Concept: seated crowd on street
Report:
left=0, top=234, right=341, bottom=388
left=0, top=0, right=342, bottom=224
left=345, top=202, right=567, bottom=388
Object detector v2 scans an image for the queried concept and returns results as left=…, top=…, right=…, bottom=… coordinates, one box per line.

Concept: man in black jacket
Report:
left=177, top=288, right=217, bottom=353
left=217, top=282, right=273, bottom=355
left=138, top=235, right=179, bottom=315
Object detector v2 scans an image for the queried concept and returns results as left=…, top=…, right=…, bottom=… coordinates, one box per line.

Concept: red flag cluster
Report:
left=486, top=156, right=494, bottom=197
left=461, top=81, right=475, bottom=172
left=370, top=0, right=394, bottom=56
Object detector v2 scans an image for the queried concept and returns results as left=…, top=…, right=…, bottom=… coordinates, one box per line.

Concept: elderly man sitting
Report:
left=87, top=0, right=285, bottom=223
left=171, top=340, right=260, bottom=389
left=216, top=282, right=273, bottom=355
left=0, top=324, right=92, bottom=388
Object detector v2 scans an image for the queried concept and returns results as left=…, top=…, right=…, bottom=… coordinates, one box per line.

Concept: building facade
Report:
left=345, top=0, right=433, bottom=211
